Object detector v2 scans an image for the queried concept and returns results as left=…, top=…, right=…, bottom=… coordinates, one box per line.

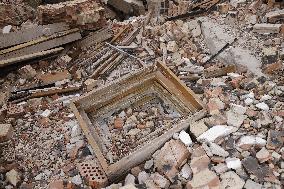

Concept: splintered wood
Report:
left=71, top=62, right=204, bottom=182
left=74, top=24, right=143, bottom=80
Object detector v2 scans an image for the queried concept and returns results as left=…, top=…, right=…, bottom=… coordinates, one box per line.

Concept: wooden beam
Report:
left=0, top=47, right=64, bottom=68
left=0, top=22, right=69, bottom=49
left=0, top=29, right=81, bottom=61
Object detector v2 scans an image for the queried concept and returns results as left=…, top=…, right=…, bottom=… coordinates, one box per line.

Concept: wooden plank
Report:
left=0, top=47, right=64, bottom=68
left=157, top=61, right=204, bottom=110
left=204, top=65, right=236, bottom=78
left=10, top=85, right=81, bottom=103
left=110, top=25, right=130, bottom=43
left=0, top=30, right=81, bottom=61
left=0, top=23, right=69, bottom=49
left=0, top=29, right=79, bottom=55
left=78, top=28, right=113, bottom=48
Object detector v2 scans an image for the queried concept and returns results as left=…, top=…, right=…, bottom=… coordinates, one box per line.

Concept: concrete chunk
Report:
left=265, top=9, right=284, bottom=23
left=237, top=136, right=266, bottom=150
left=0, top=124, right=13, bottom=143
left=244, top=179, right=262, bottom=189
left=190, top=120, right=208, bottom=137
left=197, top=125, right=236, bottom=142
left=186, top=168, right=220, bottom=189
left=226, top=157, right=242, bottom=170
left=253, top=23, right=283, bottom=34
left=200, top=17, right=262, bottom=75
left=220, top=171, right=245, bottom=189
left=6, top=169, right=21, bottom=186
left=179, top=130, right=193, bottom=146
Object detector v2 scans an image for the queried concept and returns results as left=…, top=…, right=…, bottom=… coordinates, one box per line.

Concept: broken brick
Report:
left=264, top=61, right=283, bottom=75
left=37, top=70, right=71, bottom=85
left=217, top=3, right=230, bottom=14
left=153, top=139, right=190, bottom=181
left=77, top=160, right=108, bottom=188
left=190, top=147, right=210, bottom=174
left=18, top=65, right=37, bottom=80
left=83, top=79, right=99, bottom=92
left=114, top=117, right=124, bottom=129
left=7, top=104, right=25, bottom=118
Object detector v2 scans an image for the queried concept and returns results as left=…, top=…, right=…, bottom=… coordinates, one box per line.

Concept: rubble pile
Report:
left=103, top=101, right=182, bottom=162
left=0, top=0, right=283, bottom=189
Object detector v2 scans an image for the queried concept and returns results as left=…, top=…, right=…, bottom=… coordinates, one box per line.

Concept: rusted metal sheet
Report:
left=0, top=47, right=64, bottom=68
left=0, top=30, right=81, bottom=61
left=71, top=62, right=204, bottom=182
left=0, top=23, right=69, bottom=49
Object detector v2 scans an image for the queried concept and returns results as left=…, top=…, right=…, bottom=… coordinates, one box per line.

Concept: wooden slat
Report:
left=78, top=28, right=113, bottom=48
left=0, top=30, right=81, bottom=61
left=0, top=29, right=79, bottom=55
left=0, top=47, right=64, bottom=68
left=0, top=22, right=69, bottom=49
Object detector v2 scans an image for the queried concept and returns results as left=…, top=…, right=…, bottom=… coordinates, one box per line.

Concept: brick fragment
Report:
left=264, top=61, right=283, bottom=74
left=18, top=65, right=37, bottom=80
left=190, top=146, right=210, bottom=174
left=77, top=160, right=108, bottom=188
left=37, top=70, right=71, bottom=85
left=114, top=117, right=124, bottom=129
left=217, top=3, right=230, bottom=14
left=0, top=3, right=33, bottom=27
left=153, top=139, right=190, bottom=181
left=83, top=79, right=102, bottom=92
left=7, top=104, right=25, bottom=118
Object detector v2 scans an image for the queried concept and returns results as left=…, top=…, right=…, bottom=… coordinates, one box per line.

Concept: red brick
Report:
left=153, top=140, right=190, bottom=181
left=49, top=180, right=64, bottom=189
left=77, top=160, right=108, bottom=188
left=7, top=104, right=25, bottom=118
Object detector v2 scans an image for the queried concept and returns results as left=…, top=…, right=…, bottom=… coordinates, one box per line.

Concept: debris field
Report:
left=0, top=0, right=283, bottom=189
